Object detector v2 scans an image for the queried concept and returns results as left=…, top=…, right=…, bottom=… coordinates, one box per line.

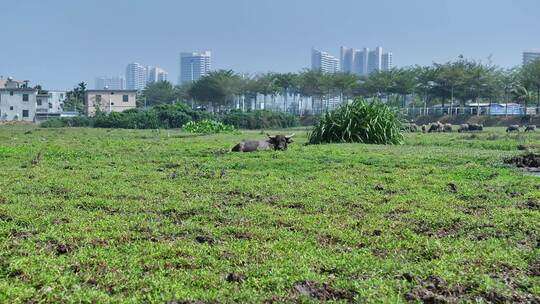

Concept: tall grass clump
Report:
left=308, top=98, right=403, bottom=145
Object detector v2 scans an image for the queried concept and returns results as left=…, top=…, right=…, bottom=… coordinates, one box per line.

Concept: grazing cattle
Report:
left=506, top=125, right=520, bottom=132
left=443, top=123, right=453, bottom=132
left=428, top=122, right=444, bottom=133
left=458, top=124, right=469, bottom=133
left=468, top=123, right=484, bottom=131
left=232, top=134, right=295, bottom=152
left=525, top=125, right=536, bottom=132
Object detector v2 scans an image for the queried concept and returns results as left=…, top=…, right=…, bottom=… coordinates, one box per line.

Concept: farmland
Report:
left=0, top=126, right=539, bottom=303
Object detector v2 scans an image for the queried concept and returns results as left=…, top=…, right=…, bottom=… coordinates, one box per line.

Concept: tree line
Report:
left=64, top=56, right=540, bottom=115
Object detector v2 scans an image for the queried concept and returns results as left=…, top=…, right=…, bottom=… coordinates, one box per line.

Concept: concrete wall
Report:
left=0, top=89, right=37, bottom=122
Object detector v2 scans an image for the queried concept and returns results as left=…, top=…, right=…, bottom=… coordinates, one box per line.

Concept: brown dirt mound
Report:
left=505, top=153, right=540, bottom=169
left=291, top=281, right=356, bottom=302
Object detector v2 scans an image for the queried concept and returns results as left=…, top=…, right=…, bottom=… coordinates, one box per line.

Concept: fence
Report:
left=401, top=105, right=538, bottom=117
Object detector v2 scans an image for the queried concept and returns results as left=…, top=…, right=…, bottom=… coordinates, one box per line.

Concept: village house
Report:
left=0, top=78, right=38, bottom=122
left=85, top=89, right=137, bottom=116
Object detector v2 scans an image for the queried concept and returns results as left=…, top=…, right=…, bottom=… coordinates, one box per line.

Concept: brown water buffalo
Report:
left=525, top=125, right=536, bottom=132
left=506, top=125, right=520, bottom=132
left=232, top=134, right=295, bottom=152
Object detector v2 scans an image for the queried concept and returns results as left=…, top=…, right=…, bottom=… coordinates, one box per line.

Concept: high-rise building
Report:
left=179, top=51, right=212, bottom=84
left=148, top=67, right=168, bottom=83
left=125, top=63, right=148, bottom=90
left=353, top=48, right=370, bottom=76
left=368, top=47, right=384, bottom=75
left=339, top=46, right=393, bottom=76
left=95, top=76, right=125, bottom=90
left=382, top=52, right=393, bottom=71
left=340, top=47, right=355, bottom=73
left=311, top=49, right=340, bottom=73
left=523, top=50, right=540, bottom=65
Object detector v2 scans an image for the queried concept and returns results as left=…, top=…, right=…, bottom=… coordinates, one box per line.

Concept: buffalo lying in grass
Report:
left=232, top=134, right=295, bottom=152
left=506, top=125, right=520, bottom=132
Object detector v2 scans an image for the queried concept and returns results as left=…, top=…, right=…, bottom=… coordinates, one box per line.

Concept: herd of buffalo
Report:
left=403, top=122, right=537, bottom=133
left=231, top=123, right=536, bottom=152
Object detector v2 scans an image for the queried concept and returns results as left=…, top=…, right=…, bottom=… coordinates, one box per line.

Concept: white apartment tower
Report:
left=382, top=52, right=393, bottom=71
left=340, top=47, right=355, bottom=73
left=125, top=63, right=147, bottom=90
left=523, top=50, right=540, bottom=65
left=179, top=51, right=212, bottom=84
left=148, top=67, right=169, bottom=83
left=339, top=46, right=393, bottom=76
left=311, top=49, right=340, bottom=73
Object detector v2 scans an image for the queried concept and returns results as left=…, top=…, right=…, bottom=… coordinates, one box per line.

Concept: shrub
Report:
left=183, top=119, right=236, bottom=134
left=308, top=98, right=403, bottom=145
left=40, top=116, right=93, bottom=128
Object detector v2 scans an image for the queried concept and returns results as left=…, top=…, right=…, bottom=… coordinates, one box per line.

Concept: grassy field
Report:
left=0, top=126, right=539, bottom=303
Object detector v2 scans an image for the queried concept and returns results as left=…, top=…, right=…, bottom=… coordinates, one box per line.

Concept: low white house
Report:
left=0, top=78, right=38, bottom=122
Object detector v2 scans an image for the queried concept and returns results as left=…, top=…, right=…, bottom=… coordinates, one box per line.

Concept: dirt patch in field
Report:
left=524, top=199, right=540, bottom=210
left=225, top=272, right=246, bottom=283
left=166, top=300, right=209, bottom=304
left=447, top=183, right=458, bottom=193
left=505, top=153, right=540, bottom=171
left=195, top=235, right=217, bottom=244
left=529, top=260, right=540, bottom=276
left=404, top=275, right=469, bottom=302
left=290, top=280, right=356, bottom=302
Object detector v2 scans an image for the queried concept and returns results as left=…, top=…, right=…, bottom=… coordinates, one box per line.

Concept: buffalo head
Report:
left=267, top=133, right=295, bottom=150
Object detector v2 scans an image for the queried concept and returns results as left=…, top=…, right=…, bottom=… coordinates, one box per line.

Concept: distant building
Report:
left=340, top=47, right=355, bottom=73
left=179, top=51, right=212, bottom=84
left=148, top=66, right=168, bottom=83
left=339, top=46, right=393, bottom=76
left=36, top=90, right=65, bottom=114
left=382, top=52, right=393, bottom=71
left=523, top=50, right=540, bottom=65
left=125, top=63, right=148, bottom=90
left=311, top=49, right=340, bottom=73
left=95, top=76, right=125, bottom=90
left=0, top=78, right=37, bottom=122
left=85, top=89, right=137, bottom=116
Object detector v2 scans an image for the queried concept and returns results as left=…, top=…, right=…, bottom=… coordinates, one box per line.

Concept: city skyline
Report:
left=1, top=0, right=539, bottom=89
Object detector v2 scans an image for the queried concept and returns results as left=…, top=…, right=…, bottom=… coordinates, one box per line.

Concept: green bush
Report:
left=221, top=110, right=298, bottom=129
left=183, top=119, right=236, bottom=134
left=40, top=116, right=93, bottom=128
left=309, top=98, right=403, bottom=145
left=41, top=105, right=299, bottom=130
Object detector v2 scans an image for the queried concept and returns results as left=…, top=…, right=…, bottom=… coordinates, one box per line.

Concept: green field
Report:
left=0, top=126, right=539, bottom=303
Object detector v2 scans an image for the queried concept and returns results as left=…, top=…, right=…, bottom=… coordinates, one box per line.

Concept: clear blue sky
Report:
left=1, top=0, right=538, bottom=89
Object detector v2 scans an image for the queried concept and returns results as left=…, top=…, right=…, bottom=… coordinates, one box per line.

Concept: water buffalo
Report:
left=428, top=122, right=444, bottom=133
left=525, top=125, right=537, bottom=132
left=232, top=134, right=295, bottom=152
left=468, top=123, right=483, bottom=131
left=506, top=125, right=520, bottom=132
